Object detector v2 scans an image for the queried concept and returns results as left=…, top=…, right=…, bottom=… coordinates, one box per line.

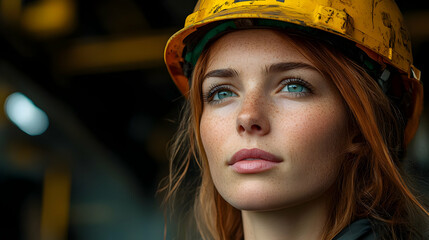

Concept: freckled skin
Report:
left=200, top=29, right=349, bottom=212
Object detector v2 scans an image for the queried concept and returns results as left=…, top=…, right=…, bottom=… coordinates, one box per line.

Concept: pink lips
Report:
left=229, top=148, right=282, bottom=174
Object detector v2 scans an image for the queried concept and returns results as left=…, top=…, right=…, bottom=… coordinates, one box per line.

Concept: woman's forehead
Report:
left=210, top=29, right=292, bottom=50
left=206, top=29, right=312, bottom=70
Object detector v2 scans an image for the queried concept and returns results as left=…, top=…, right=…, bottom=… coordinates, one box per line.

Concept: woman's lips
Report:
left=229, top=148, right=282, bottom=174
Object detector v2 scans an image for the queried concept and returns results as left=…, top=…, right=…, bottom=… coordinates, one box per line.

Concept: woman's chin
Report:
left=223, top=191, right=300, bottom=212
left=220, top=185, right=331, bottom=213
left=228, top=198, right=293, bottom=212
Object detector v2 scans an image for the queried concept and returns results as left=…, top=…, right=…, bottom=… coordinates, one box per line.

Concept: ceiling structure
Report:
left=0, top=0, right=198, bottom=192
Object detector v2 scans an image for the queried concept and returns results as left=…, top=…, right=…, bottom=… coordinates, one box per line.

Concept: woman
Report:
left=160, top=0, right=428, bottom=239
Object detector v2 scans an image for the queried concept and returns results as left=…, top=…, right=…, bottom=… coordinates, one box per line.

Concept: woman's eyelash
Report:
left=202, top=84, right=234, bottom=102
left=280, top=78, right=314, bottom=92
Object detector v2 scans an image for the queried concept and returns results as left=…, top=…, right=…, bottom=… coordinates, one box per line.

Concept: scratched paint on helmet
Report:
left=234, top=0, right=284, bottom=2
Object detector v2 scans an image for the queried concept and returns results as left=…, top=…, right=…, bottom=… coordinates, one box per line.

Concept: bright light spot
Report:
left=5, top=92, right=49, bottom=136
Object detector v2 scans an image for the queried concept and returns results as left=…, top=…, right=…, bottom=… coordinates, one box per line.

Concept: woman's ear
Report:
left=343, top=117, right=368, bottom=158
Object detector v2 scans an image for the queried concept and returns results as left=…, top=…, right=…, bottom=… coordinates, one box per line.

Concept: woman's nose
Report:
left=236, top=94, right=271, bottom=136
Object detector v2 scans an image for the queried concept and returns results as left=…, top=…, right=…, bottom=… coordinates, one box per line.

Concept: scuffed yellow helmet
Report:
left=164, top=0, right=423, bottom=144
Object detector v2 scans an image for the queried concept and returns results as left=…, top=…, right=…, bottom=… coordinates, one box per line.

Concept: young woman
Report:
left=161, top=0, right=429, bottom=239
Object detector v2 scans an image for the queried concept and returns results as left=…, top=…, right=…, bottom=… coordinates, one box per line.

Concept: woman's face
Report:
left=199, top=29, right=349, bottom=211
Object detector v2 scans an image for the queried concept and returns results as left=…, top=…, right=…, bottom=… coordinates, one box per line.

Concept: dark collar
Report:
left=333, top=219, right=376, bottom=240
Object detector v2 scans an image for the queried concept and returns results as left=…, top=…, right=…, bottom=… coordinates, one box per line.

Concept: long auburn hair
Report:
left=159, top=30, right=429, bottom=240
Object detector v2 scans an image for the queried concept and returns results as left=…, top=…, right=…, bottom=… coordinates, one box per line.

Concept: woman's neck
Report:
left=241, top=194, right=329, bottom=240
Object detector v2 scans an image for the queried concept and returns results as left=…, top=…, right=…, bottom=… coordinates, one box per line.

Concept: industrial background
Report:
left=0, top=0, right=428, bottom=239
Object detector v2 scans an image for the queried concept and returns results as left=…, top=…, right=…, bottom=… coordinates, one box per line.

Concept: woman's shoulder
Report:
left=333, top=218, right=429, bottom=240
left=333, top=219, right=376, bottom=240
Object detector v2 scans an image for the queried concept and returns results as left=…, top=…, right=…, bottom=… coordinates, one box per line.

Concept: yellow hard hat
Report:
left=164, top=0, right=423, bottom=145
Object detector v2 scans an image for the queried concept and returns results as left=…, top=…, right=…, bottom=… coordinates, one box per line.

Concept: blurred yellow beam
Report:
left=0, top=0, right=22, bottom=24
left=56, top=32, right=173, bottom=74
left=21, top=0, right=75, bottom=38
left=41, top=165, right=71, bottom=240
left=1, top=0, right=75, bottom=38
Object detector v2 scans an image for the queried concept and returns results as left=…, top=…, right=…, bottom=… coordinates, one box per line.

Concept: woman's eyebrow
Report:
left=203, top=68, right=239, bottom=81
left=265, top=62, right=318, bottom=74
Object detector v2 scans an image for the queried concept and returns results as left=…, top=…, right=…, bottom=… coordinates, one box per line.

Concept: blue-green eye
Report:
left=281, top=83, right=310, bottom=93
left=213, top=90, right=237, bottom=101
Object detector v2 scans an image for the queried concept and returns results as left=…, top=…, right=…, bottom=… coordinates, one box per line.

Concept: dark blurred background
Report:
left=0, top=0, right=427, bottom=239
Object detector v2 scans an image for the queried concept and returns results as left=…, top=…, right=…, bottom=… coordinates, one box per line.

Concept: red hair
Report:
left=159, top=30, right=428, bottom=240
